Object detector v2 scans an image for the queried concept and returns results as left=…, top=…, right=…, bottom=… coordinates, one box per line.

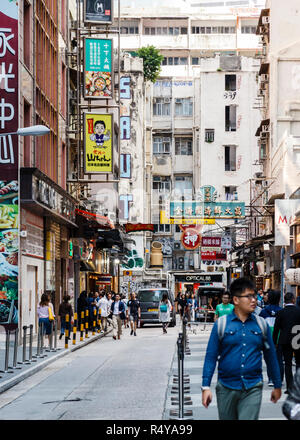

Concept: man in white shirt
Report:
left=98, top=292, right=109, bottom=332
left=111, top=293, right=125, bottom=340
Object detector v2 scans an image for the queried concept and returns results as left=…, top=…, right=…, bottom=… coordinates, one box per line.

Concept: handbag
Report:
left=48, top=306, right=54, bottom=321
left=160, top=304, right=168, bottom=313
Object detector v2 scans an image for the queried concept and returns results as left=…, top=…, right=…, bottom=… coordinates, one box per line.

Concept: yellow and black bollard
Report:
left=80, top=311, right=84, bottom=341
left=97, top=307, right=101, bottom=333
left=72, top=312, right=77, bottom=345
left=92, top=308, right=97, bottom=335
left=85, top=309, right=89, bottom=338
left=65, top=314, right=69, bottom=349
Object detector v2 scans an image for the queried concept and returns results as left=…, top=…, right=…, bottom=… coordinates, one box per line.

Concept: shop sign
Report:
left=125, top=223, right=154, bottom=233
left=201, top=251, right=227, bottom=261
left=201, top=236, right=222, bottom=252
left=175, top=274, right=223, bottom=283
left=275, top=199, right=300, bottom=246
left=84, top=0, right=113, bottom=24
left=84, top=113, right=113, bottom=174
left=160, top=210, right=215, bottom=225
left=32, top=175, right=76, bottom=223
left=0, top=1, right=19, bottom=328
left=84, top=38, right=113, bottom=99
left=170, top=200, right=245, bottom=219
left=181, top=227, right=201, bottom=250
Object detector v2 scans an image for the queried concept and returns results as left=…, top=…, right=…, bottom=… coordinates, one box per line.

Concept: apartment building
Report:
left=246, top=0, right=300, bottom=293
left=115, top=0, right=263, bottom=289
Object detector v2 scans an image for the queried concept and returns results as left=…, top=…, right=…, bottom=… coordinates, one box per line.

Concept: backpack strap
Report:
left=253, top=314, right=270, bottom=350
left=217, top=315, right=227, bottom=341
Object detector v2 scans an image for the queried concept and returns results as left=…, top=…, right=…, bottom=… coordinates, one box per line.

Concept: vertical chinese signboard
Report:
left=0, top=0, right=19, bottom=328
left=84, top=38, right=113, bottom=99
left=84, top=0, right=113, bottom=24
left=84, top=113, right=113, bottom=173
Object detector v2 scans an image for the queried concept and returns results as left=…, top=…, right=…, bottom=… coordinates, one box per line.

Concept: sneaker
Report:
left=59, top=334, right=63, bottom=340
left=130, top=330, right=133, bottom=335
left=113, top=336, right=116, bottom=340
left=134, top=332, right=136, bottom=336
left=268, top=381, right=274, bottom=387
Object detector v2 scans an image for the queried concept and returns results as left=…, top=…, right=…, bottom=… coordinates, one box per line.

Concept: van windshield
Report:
left=137, top=290, right=165, bottom=302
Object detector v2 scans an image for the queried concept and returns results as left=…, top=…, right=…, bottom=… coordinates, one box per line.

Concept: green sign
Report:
left=84, top=38, right=113, bottom=99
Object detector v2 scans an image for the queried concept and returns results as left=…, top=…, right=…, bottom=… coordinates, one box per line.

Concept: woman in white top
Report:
left=37, top=293, right=55, bottom=341
left=158, top=293, right=172, bottom=334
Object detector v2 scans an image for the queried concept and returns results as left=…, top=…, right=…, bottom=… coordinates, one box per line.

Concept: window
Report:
left=191, top=25, right=236, bottom=34
left=153, top=98, right=171, bottom=117
left=151, top=27, right=156, bottom=35
left=153, top=176, right=171, bottom=192
left=23, top=0, right=31, bottom=69
left=145, top=27, right=150, bottom=35
left=23, top=99, right=31, bottom=167
left=192, top=57, right=199, bottom=65
left=205, top=129, right=215, bottom=142
left=225, top=186, right=237, bottom=201
left=174, top=27, right=180, bottom=35
left=225, top=74, right=236, bottom=91
left=175, top=98, right=193, bottom=116
left=174, top=176, right=193, bottom=199
left=175, top=138, right=193, bottom=155
left=225, top=105, right=237, bottom=131
left=181, top=27, right=188, bottom=35
left=169, top=27, right=174, bottom=35
left=153, top=136, right=171, bottom=154
left=224, top=146, right=236, bottom=171
left=180, top=57, right=188, bottom=65
left=153, top=224, right=171, bottom=233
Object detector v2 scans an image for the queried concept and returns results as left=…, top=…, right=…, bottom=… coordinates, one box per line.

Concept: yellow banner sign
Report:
left=84, top=113, right=113, bottom=174
left=160, top=211, right=215, bottom=225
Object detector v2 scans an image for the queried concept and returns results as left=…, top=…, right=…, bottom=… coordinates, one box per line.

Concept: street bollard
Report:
left=72, top=312, right=77, bottom=345
left=0, top=330, right=14, bottom=374
left=65, top=314, right=69, bottom=349
left=37, top=322, right=47, bottom=358
left=80, top=311, right=84, bottom=341
left=52, top=318, right=59, bottom=351
left=97, top=307, right=101, bottom=333
left=85, top=309, right=89, bottom=338
left=28, top=324, right=36, bottom=362
left=18, top=326, right=30, bottom=365
left=12, top=328, right=21, bottom=370
left=92, top=308, right=97, bottom=335
left=169, top=335, right=193, bottom=420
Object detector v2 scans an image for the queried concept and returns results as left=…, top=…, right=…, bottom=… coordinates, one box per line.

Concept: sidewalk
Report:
left=163, top=322, right=287, bottom=420
left=0, top=326, right=112, bottom=394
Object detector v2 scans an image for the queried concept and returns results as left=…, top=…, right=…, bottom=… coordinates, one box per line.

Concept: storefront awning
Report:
left=80, top=261, right=95, bottom=272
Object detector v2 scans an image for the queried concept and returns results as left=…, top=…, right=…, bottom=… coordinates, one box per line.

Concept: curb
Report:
left=0, top=329, right=112, bottom=395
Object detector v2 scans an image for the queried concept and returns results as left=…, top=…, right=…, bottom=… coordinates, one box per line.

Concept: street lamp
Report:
left=0, top=125, right=50, bottom=137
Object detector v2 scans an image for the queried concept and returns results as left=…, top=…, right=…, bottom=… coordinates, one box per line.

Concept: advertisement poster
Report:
left=84, top=0, right=113, bottom=24
left=0, top=0, right=19, bottom=328
left=84, top=38, right=113, bottom=99
left=84, top=113, right=113, bottom=174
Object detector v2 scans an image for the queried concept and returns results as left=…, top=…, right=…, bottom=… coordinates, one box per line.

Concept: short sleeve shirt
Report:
left=127, top=299, right=140, bottom=316
left=215, top=303, right=234, bottom=318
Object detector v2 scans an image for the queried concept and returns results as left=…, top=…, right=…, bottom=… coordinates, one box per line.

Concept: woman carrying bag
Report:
left=158, top=293, right=172, bottom=334
left=37, top=293, right=55, bottom=345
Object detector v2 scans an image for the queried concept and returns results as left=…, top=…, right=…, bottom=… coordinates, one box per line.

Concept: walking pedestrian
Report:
left=127, top=292, right=141, bottom=336
left=58, top=295, right=73, bottom=340
left=177, top=293, right=187, bottom=322
left=282, top=368, right=300, bottom=420
left=111, top=293, right=126, bottom=340
left=259, top=290, right=284, bottom=386
left=214, top=291, right=234, bottom=322
left=273, top=292, right=300, bottom=395
left=121, top=294, right=129, bottom=328
left=106, top=292, right=113, bottom=327
left=98, top=291, right=109, bottom=332
left=159, top=293, right=172, bottom=334
left=187, top=293, right=198, bottom=323
left=257, top=289, right=264, bottom=308
left=37, top=293, right=55, bottom=345
left=202, top=277, right=282, bottom=420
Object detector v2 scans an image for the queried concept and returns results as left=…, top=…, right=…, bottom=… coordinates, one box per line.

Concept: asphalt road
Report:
left=0, top=322, right=178, bottom=420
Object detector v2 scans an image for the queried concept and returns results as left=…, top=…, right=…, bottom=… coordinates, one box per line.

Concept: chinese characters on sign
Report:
left=180, top=226, right=202, bottom=250
left=84, top=113, right=113, bottom=174
left=84, top=38, right=113, bottom=99
left=0, top=1, right=19, bottom=328
left=170, top=201, right=245, bottom=219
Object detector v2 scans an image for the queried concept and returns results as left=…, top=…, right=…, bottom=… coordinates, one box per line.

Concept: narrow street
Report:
left=0, top=319, right=287, bottom=420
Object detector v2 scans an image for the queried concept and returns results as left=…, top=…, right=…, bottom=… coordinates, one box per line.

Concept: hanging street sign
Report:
left=84, top=38, right=113, bottom=99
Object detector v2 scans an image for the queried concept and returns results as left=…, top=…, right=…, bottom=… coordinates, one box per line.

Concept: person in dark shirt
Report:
left=127, top=292, right=141, bottom=336
left=58, top=295, right=73, bottom=340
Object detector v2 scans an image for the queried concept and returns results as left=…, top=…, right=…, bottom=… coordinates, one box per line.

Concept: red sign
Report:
left=125, top=223, right=154, bottom=233
left=181, top=227, right=201, bottom=250
left=201, top=250, right=227, bottom=260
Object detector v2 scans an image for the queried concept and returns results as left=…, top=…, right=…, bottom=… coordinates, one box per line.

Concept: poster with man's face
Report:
left=84, top=0, right=113, bottom=24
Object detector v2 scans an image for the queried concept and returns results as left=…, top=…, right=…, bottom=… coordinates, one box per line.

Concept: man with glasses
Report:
left=201, top=277, right=282, bottom=420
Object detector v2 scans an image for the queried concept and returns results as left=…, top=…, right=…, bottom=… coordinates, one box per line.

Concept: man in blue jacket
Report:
left=201, top=277, right=282, bottom=420
left=111, top=293, right=126, bottom=340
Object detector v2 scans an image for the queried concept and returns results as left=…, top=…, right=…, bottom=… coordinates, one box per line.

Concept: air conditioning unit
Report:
left=178, top=257, right=184, bottom=263
left=262, top=16, right=270, bottom=25
left=164, top=97, right=171, bottom=103
left=261, top=74, right=269, bottom=82
left=174, top=242, right=181, bottom=250
left=178, top=264, right=184, bottom=270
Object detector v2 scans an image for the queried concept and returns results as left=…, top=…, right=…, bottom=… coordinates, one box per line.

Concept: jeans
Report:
left=267, top=344, right=284, bottom=383
left=60, top=318, right=70, bottom=335
left=281, top=344, right=300, bottom=391
left=216, top=381, right=263, bottom=420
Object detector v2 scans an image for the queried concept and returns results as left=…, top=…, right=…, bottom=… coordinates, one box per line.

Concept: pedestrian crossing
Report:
left=163, top=327, right=287, bottom=420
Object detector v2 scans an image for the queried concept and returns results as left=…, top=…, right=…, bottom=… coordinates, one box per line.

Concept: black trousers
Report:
left=281, top=344, right=300, bottom=391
